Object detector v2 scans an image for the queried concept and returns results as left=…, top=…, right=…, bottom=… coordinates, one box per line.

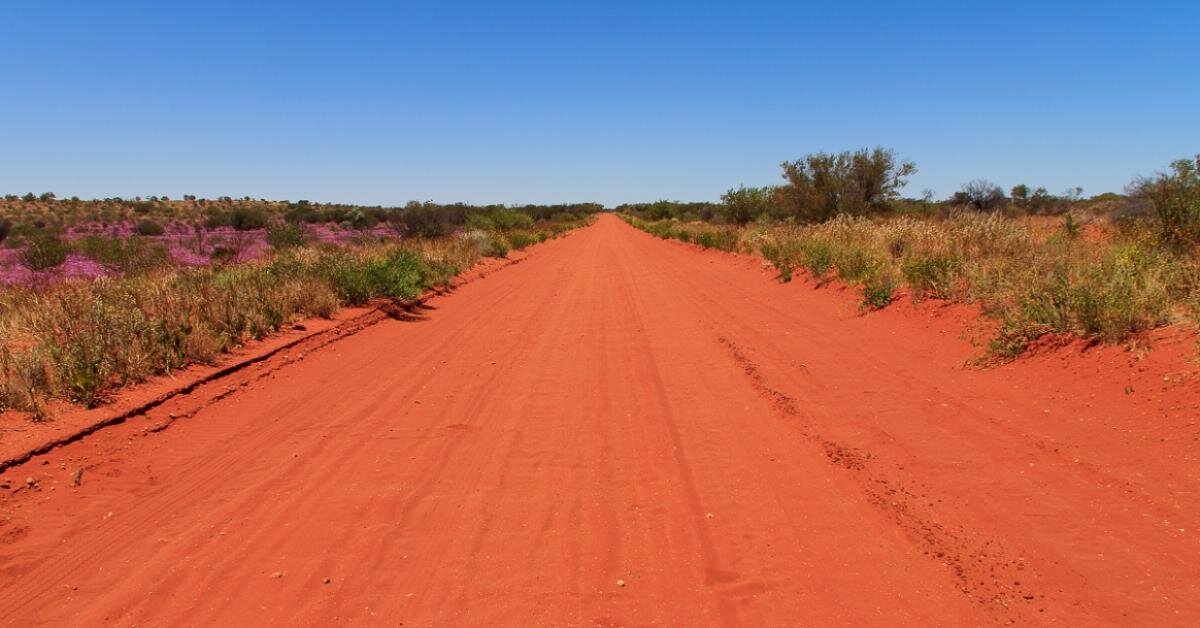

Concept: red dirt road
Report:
left=1, top=215, right=1198, bottom=626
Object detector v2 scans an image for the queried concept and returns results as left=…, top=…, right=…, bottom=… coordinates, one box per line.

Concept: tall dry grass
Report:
left=0, top=225, right=558, bottom=414
left=625, top=213, right=1200, bottom=357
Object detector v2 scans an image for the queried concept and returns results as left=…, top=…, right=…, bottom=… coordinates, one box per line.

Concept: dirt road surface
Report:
left=2, top=215, right=1198, bottom=626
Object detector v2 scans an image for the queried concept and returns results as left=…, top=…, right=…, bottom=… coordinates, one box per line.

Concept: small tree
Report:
left=719, top=186, right=771, bottom=224
left=1010, top=184, right=1030, bottom=209
left=778, top=147, right=916, bottom=222
left=1132, top=154, right=1200, bottom=248
left=960, top=180, right=1006, bottom=211
left=1027, top=187, right=1058, bottom=214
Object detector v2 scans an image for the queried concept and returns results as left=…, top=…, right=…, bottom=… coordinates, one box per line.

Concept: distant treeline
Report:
left=0, top=194, right=604, bottom=243
left=617, top=148, right=1200, bottom=248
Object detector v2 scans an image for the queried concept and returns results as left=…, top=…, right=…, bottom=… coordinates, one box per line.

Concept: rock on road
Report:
left=1, top=214, right=1197, bottom=626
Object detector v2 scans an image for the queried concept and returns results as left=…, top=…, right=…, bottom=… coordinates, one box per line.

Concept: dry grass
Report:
left=625, top=213, right=1200, bottom=356
left=0, top=218, right=590, bottom=414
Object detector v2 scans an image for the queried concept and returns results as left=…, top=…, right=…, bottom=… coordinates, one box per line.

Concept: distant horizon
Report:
left=2, top=2, right=1196, bottom=207
left=0, top=177, right=1144, bottom=210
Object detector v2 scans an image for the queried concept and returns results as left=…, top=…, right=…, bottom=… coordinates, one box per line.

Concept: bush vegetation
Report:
left=621, top=151, right=1200, bottom=357
left=0, top=201, right=595, bottom=413
left=19, top=232, right=71, bottom=270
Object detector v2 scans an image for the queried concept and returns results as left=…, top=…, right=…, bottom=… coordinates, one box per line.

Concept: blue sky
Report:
left=1, top=1, right=1196, bottom=206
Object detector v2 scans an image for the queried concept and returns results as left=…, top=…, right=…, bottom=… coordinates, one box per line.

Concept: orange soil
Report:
left=1, top=214, right=1197, bottom=626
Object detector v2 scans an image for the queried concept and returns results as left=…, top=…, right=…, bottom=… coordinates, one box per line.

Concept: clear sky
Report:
left=2, top=1, right=1196, bottom=206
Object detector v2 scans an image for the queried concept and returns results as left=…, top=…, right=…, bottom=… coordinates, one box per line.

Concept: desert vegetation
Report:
left=621, top=150, right=1200, bottom=358
left=0, top=198, right=595, bottom=414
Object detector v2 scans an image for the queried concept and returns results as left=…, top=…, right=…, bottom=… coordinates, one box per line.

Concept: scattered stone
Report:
left=293, top=323, right=307, bottom=331
left=72, top=467, right=84, bottom=487
left=24, top=477, right=36, bottom=488
left=323, top=577, right=332, bottom=584
left=272, top=571, right=284, bottom=579
left=616, top=579, right=626, bottom=587
left=706, top=512, right=714, bottom=519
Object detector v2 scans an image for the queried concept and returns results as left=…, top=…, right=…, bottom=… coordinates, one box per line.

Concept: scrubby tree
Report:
left=958, top=180, right=1006, bottom=211
left=1010, top=184, right=1030, bottom=209
left=1027, top=187, right=1057, bottom=214
left=777, top=147, right=916, bottom=222
left=1131, top=154, right=1200, bottom=248
left=719, top=186, right=772, bottom=224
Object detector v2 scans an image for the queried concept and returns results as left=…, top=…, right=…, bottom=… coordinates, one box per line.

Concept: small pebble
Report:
left=323, top=577, right=332, bottom=584
left=616, top=579, right=625, bottom=587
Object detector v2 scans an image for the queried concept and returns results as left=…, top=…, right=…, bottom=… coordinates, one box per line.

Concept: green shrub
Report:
left=761, top=241, right=798, bottom=282
left=861, top=271, right=897, bottom=309
left=695, top=230, right=738, bottom=251
left=835, top=247, right=877, bottom=283
left=77, top=236, right=172, bottom=275
left=901, top=254, right=959, bottom=302
left=134, top=220, right=165, bottom=236
left=342, top=209, right=379, bottom=230
left=464, top=213, right=495, bottom=230
left=204, top=212, right=231, bottom=229
left=506, top=231, right=538, bottom=250
left=20, top=233, right=70, bottom=270
left=210, top=246, right=238, bottom=264
left=800, top=240, right=835, bottom=280
left=266, top=222, right=313, bottom=250
left=491, top=209, right=535, bottom=230
left=1134, top=155, right=1200, bottom=249
left=474, top=233, right=509, bottom=258
left=229, top=207, right=268, bottom=231
left=400, top=204, right=453, bottom=238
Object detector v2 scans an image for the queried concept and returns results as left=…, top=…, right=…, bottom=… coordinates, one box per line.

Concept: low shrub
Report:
left=133, top=220, right=165, bottom=236
left=506, top=231, right=538, bottom=250
left=481, top=235, right=509, bottom=258
left=761, top=240, right=801, bottom=282
left=861, top=270, right=898, bottom=309
left=266, top=222, right=313, bottom=250
left=694, top=229, right=738, bottom=251
left=800, top=240, right=835, bottom=281
left=0, top=236, right=496, bottom=412
left=19, top=233, right=70, bottom=270
left=901, top=254, right=959, bottom=302
left=834, top=247, right=877, bottom=283
left=1, top=218, right=14, bottom=244
left=464, top=213, right=494, bottom=230
left=229, top=207, right=268, bottom=231
left=77, top=236, right=172, bottom=275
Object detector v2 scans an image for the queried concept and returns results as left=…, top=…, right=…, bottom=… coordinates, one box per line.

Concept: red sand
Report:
left=0, top=214, right=1197, bottom=626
